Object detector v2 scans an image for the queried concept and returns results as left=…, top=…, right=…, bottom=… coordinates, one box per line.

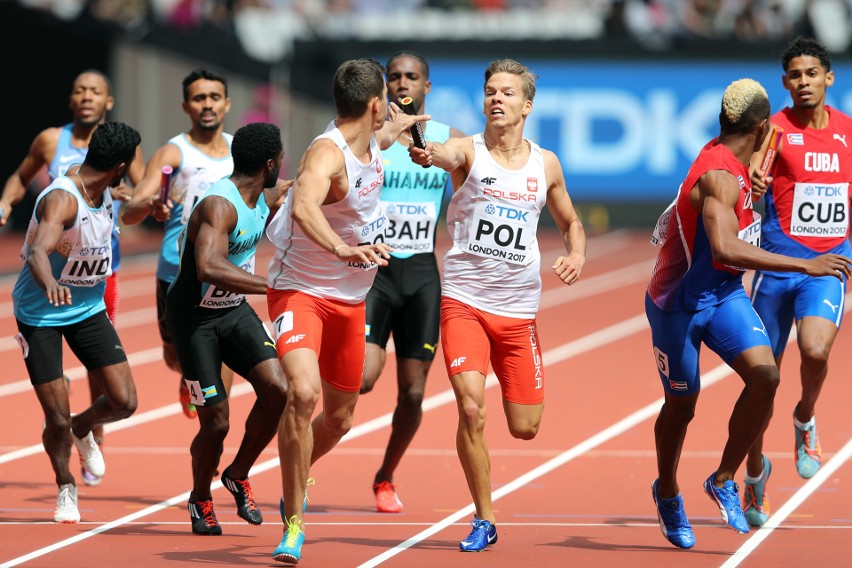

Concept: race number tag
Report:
left=790, top=182, right=849, bottom=238
left=650, top=194, right=678, bottom=246
left=59, top=243, right=112, bottom=287
left=466, top=202, right=536, bottom=265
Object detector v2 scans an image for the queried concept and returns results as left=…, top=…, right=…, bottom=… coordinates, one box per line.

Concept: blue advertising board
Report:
left=425, top=60, right=852, bottom=201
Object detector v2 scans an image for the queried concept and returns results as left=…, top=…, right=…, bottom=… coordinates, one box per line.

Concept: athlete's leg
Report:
left=451, top=370, right=494, bottom=523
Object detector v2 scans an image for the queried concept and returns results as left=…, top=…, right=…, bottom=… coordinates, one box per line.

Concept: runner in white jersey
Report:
left=122, top=69, right=235, bottom=420
left=11, top=122, right=142, bottom=524
left=409, top=59, right=586, bottom=553
left=0, top=71, right=144, bottom=482
left=264, top=58, right=428, bottom=565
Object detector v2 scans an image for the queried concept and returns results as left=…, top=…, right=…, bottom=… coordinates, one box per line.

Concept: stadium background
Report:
left=2, top=0, right=852, bottom=234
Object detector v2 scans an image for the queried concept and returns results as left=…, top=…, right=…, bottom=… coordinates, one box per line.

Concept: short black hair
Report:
left=182, top=69, right=229, bottom=101
left=85, top=122, right=141, bottom=171
left=333, top=59, right=386, bottom=119
left=386, top=52, right=430, bottom=79
left=231, top=122, right=282, bottom=173
left=73, top=69, right=112, bottom=94
left=782, top=36, right=831, bottom=72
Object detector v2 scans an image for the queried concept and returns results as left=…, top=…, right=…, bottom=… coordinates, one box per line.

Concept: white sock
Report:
left=745, top=470, right=764, bottom=484
left=794, top=414, right=815, bottom=430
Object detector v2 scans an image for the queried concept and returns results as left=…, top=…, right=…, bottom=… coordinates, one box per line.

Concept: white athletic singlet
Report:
left=442, top=133, right=547, bottom=318
left=266, top=122, right=387, bottom=304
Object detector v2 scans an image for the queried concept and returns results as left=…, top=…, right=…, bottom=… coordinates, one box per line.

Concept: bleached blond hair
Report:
left=720, top=78, right=770, bottom=134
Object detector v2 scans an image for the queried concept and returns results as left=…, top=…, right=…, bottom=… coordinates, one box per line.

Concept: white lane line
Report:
left=0, top=311, right=649, bottom=567
left=720, top=436, right=852, bottom=568
left=357, top=360, right=739, bottom=567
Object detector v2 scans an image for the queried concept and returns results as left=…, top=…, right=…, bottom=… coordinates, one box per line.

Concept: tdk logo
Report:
left=361, top=217, right=386, bottom=236
left=390, top=204, right=428, bottom=215
left=485, top=204, right=528, bottom=221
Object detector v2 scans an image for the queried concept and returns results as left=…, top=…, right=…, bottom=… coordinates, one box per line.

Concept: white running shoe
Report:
left=72, top=430, right=106, bottom=477
left=54, top=483, right=80, bottom=523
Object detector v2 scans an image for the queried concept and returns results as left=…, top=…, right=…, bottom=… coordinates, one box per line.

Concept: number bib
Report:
left=180, top=171, right=214, bottom=224
left=725, top=213, right=762, bottom=271
left=199, top=256, right=254, bottom=309
left=59, top=244, right=112, bottom=287
left=466, top=202, right=536, bottom=265
left=382, top=200, right=436, bottom=253
left=790, top=182, right=849, bottom=238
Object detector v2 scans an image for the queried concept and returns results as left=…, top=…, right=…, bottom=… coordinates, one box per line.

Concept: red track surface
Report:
left=1, top=229, right=851, bottom=567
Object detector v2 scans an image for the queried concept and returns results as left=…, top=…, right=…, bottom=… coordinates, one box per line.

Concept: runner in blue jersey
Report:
left=165, top=122, right=290, bottom=536
left=12, top=122, right=142, bottom=523
left=359, top=52, right=465, bottom=513
left=122, top=69, right=235, bottom=421
left=0, top=70, right=144, bottom=485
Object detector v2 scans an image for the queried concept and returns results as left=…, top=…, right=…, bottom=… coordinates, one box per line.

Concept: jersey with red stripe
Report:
left=763, top=106, right=852, bottom=260
left=648, top=139, right=758, bottom=311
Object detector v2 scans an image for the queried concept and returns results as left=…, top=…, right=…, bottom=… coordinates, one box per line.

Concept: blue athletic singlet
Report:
left=167, top=178, right=268, bottom=312
left=380, top=121, right=450, bottom=258
left=13, top=177, right=115, bottom=325
left=47, top=124, right=123, bottom=271
left=156, top=132, right=234, bottom=283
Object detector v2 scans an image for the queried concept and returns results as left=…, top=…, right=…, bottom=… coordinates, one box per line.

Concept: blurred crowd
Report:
left=17, top=0, right=852, bottom=59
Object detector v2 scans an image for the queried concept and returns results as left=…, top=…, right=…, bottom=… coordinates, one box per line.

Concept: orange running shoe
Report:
left=179, top=381, right=197, bottom=419
left=373, top=481, right=403, bottom=513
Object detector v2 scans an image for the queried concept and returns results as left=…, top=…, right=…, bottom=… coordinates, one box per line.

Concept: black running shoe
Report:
left=222, top=467, right=263, bottom=525
left=188, top=499, right=222, bottom=536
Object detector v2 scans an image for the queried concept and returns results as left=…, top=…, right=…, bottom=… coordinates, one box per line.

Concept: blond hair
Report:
left=720, top=78, right=770, bottom=134
left=484, top=59, right=538, bottom=101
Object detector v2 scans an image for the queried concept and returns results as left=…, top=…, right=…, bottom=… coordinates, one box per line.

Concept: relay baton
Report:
left=755, top=126, right=783, bottom=201
left=159, top=165, right=173, bottom=202
left=399, top=97, right=431, bottom=170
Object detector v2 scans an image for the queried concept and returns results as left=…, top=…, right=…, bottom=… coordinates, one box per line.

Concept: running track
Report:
left=1, top=229, right=851, bottom=567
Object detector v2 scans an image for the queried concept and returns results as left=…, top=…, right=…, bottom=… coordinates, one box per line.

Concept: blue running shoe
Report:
left=794, top=414, right=822, bottom=479
left=272, top=516, right=304, bottom=564
left=651, top=479, right=695, bottom=548
left=459, top=515, right=498, bottom=552
left=704, top=472, right=749, bottom=534
left=743, top=455, right=772, bottom=528
left=279, top=477, right=314, bottom=522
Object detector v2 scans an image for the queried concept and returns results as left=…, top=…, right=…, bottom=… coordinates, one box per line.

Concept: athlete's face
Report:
left=386, top=56, right=431, bottom=112
left=69, top=73, right=113, bottom=128
left=483, top=73, right=532, bottom=127
left=264, top=149, right=284, bottom=188
left=183, top=79, right=231, bottom=132
left=783, top=55, right=834, bottom=110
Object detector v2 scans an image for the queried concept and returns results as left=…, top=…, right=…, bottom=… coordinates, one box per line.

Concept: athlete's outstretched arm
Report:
left=544, top=150, right=586, bottom=285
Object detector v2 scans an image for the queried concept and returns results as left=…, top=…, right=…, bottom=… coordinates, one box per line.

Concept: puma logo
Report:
left=833, top=133, right=848, bottom=148
left=823, top=298, right=840, bottom=313
left=264, top=341, right=275, bottom=348
left=753, top=326, right=767, bottom=336
left=423, top=342, right=437, bottom=354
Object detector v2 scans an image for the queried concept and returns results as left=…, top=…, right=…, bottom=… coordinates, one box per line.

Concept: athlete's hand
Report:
left=750, top=171, right=771, bottom=202
left=109, top=182, right=133, bottom=202
left=552, top=252, right=585, bottom=285
left=148, top=195, right=171, bottom=222
left=44, top=280, right=73, bottom=306
left=804, top=254, right=852, bottom=279
left=409, top=142, right=434, bottom=167
left=334, top=243, right=394, bottom=267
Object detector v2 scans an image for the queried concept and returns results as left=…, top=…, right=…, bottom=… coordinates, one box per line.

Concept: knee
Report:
left=799, top=342, right=830, bottom=368
left=458, top=399, right=486, bottom=434
left=508, top=421, right=539, bottom=441
left=754, top=367, right=780, bottom=398
left=288, top=385, right=319, bottom=418
left=398, top=389, right=424, bottom=413
left=323, top=410, right=353, bottom=438
left=44, top=409, right=72, bottom=434
left=205, top=412, right=231, bottom=440
left=665, top=401, right=696, bottom=424
left=359, top=375, right=377, bottom=395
